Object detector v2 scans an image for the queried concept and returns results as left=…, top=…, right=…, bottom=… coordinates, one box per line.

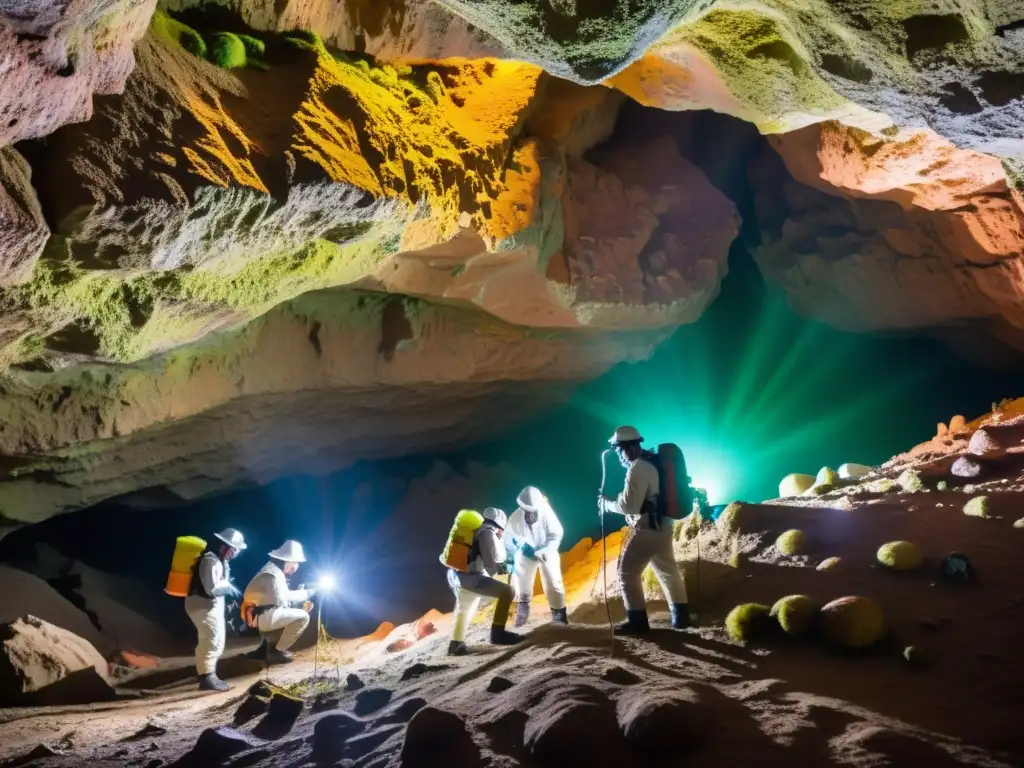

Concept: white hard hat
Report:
left=268, top=539, right=306, bottom=563
left=609, top=426, right=643, bottom=445
left=214, top=528, right=246, bottom=551
left=516, top=486, right=546, bottom=512
left=482, top=507, right=507, bottom=530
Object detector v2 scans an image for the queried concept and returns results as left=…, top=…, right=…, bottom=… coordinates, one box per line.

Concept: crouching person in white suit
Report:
left=507, top=486, right=568, bottom=627
left=243, top=540, right=316, bottom=665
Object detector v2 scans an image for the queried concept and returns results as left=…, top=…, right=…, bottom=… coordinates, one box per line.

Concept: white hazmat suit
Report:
left=243, top=562, right=311, bottom=652
left=184, top=552, right=235, bottom=676
left=448, top=522, right=515, bottom=644
left=601, top=456, right=688, bottom=612
left=506, top=490, right=566, bottom=619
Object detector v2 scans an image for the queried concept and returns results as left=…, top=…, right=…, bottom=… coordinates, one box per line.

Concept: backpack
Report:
left=644, top=444, right=694, bottom=521
left=439, top=509, right=485, bottom=572
left=164, top=536, right=207, bottom=597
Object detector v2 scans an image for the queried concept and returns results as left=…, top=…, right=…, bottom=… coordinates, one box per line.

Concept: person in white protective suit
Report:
left=506, top=486, right=568, bottom=627
left=243, top=540, right=317, bottom=665
left=599, top=426, right=690, bottom=635
left=446, top=508, right=524, bottom=656
left=185, top=528, right=246, bottom=692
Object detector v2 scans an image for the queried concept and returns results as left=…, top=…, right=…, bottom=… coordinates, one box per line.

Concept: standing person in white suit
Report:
left=243, top=540, right=317, bottom=665
left=599, top=426, right=690, bottom=634
left=185, top=528, right=246, bottom=692
left=507, top=486, right=568, bottom=627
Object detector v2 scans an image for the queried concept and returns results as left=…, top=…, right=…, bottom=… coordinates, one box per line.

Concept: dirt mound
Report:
left=0, top=615, right=115, bottom=706
left=400, top=706, right=480, bottom=768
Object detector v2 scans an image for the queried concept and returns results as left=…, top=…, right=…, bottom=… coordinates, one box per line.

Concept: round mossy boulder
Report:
left=778, top=473, right=814, bottom=498
left=770, top=595, right=819, bottom=636
left=775, top=529, right=807, bottom=556
left=963, top=496, right=990, bottom=518
left=207, top=32, right=248, bottom=69
left=876, top=541, right=922, bottom=571
left=820, top=596, right=886, bottom=649
left=725, top=603, right=772, bottom=643
left=716, top=502, right=745, bottom=535
left=817, top=556, right=842, bottom=571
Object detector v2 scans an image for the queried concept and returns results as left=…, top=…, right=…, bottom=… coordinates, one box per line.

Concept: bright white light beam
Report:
left=316, top=573, right=337, bottom=592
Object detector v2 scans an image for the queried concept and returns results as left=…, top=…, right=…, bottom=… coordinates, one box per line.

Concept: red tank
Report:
left=657, top=443, right=692, bottom=520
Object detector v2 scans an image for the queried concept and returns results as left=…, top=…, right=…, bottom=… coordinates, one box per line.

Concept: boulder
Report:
left=0, top=565, right=107, bottom=654
left=877, top=541, right=923, bottom=571
left=838, top=463, right=872, bottom=480
left=313, top=713, right=367, bottom=763
left=776, top=529, right=807, bottom=556
left=779, top=473, right=815, bottom=497
left=820, top=597, right=886, bottom=649
left=0, top=615, right=115, bottom=706
left=771, top=595, right=820, bottom=636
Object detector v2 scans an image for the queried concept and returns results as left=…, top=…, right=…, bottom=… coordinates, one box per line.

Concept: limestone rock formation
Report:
left=0, top=148, right=47, bottom=286
left=0, top=0, right=158, bottom=146
left=0, top=615, right=114, bottom=706
left=751, top=123, right=1024, bottom=358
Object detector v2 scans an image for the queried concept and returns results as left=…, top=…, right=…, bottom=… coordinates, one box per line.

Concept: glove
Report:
left=496, top=562, right=510, bottom=576
left=522, top=544, right=537, bottom=560
left=213, top=581, right=240, bottom=598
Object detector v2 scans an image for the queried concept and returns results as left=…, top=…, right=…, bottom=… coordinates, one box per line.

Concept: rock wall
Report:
left=751, top=122, right=1024, bottom=358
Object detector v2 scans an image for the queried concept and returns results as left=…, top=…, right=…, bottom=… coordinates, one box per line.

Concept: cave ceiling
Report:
left=0, top=0, right=1021, bottom=522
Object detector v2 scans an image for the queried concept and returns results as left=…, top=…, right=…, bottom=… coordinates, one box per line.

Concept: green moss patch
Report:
left=207, top=32, right=248, bottom=69
left=771, top=595, right=819, bottom=636
left=876, top=541, right=922, bottom=571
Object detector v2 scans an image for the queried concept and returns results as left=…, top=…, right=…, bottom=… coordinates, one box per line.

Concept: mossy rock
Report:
left=237, top=34, right=266, bottom=58
left=770, top=595, right=819, bottom=637
left=725, top=603, right=773, bottom=643
left=779, top=473, right=814, bottom=497
left=820, top=596, right=885, bottom=649
left=963, top=496, right=990, bottom=518
left=776, top=529, right=807, bottom=556
left=897, top=469, right=925, bottom=493
left=1014, top=517, right=1024, bottom=529
left=805, top=482, right=834, bottom=496
left=817, top=556, right=841, bottom=571
left=207, top=32, right=248, bottom=69
left=282, top=28, right=325, bottom=52
left=935, top=480, right=949, bottom=492
left=716, top=502, right=745, bottom=534
left=876, top=541, right=922, bottom=571
left=179, top=27, right=207, bottom=59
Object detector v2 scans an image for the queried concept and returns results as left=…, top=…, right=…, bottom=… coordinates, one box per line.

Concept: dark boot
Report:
left=244, top=638, right=269, bottom=661
left=447, top=641, right=468, bottom=656
left=490, top=626, right=525, bottom=646
left=550, top=607, right=568, bottom=625
left=266, top=647, right=294, bottom=665
left=198, top=673, right=230, bottom=692
left=614, top=610, right=650, bottom=635
left=670, top=603, right=692, bottom=629
left=514, top=600, right=531, bottom=628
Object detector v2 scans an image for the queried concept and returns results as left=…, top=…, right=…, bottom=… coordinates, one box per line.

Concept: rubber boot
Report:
left=670, top=603, right=692, bottom=629
left=550, top=607, right=568, bottom=625
left=447, top=641, right=468, bottom=656
left=244, top=638, right=269, bottom=661
left=514, top=600, right=531, bottom=628
left=490, top=625, right=525, bottom=646
left=198, top=673, right=230, bottom=692
left=614, top=610, right=650, bottom=636
left=266, top=647, right=294, bottom=665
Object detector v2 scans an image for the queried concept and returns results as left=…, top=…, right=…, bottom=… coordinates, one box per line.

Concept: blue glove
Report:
left=522, top=543, right=537, bottom=560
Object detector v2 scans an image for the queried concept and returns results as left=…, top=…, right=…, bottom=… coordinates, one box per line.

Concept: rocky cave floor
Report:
left=3, top=404, right=1024, bottom=768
